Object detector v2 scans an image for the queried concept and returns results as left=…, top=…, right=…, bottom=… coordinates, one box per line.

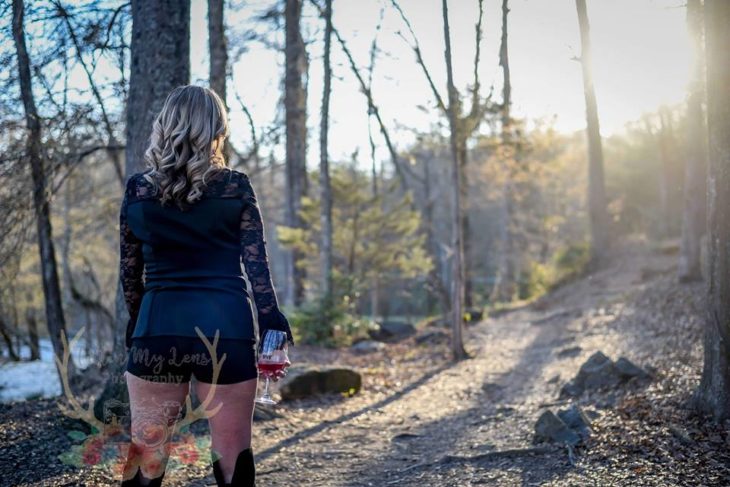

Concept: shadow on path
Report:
left=340, top=305, right=583, bottom=486
left=256, top=361, right=456, bottom=462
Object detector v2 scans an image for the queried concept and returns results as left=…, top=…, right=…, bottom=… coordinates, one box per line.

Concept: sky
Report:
left=86, top=0, right=690, bottom=172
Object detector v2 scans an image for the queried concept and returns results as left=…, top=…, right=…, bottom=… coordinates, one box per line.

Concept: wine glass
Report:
left=255, top=330, right=289, bottom=405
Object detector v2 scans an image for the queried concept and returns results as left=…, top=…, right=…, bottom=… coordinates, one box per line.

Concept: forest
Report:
left=1, top=0, right=729, bottom=485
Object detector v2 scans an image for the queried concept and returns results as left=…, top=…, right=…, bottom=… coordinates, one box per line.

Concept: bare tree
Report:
left=693, top=0, right=730, bottom=420
left=12, top=0, right=77, bottom=385
left=494, top=0, right=518, bottom=302
left=575, top=0, right=609, bottom=263
left=679, top=0, right=708, bottom=282
left=319, top=0, right=334, bottom=301
left=285, top=0, right=309, bottom=306
left=53, top=0, right=126, bottom=188
left=309, top=0, right=418, bottom=194
left=442, top=0, right=467, bottom=361
left=390, top=0, right=491, bottom=307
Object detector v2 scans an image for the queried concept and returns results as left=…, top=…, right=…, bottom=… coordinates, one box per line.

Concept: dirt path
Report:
left=236, top=238, right=719, bottom=486
left=3, top=238, right=726, bottom=486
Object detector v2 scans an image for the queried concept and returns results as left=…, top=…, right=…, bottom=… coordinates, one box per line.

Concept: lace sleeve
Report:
left=119, top=175, right=145, bottom=349
left=239, top=174, right=294, bottom=345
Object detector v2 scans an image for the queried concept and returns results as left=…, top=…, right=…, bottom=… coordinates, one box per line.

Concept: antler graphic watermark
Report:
left=54, top=327, right=106, bottom=434
left=55, top=326, right=229, bottom=479
left=171, top=327, right=227, bottom=433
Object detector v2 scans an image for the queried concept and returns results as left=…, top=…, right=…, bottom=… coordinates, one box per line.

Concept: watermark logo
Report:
left=55, top=326, right=228, bottom=480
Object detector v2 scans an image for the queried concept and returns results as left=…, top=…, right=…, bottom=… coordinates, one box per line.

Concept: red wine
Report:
left=258, top=361, right=286, bottom=377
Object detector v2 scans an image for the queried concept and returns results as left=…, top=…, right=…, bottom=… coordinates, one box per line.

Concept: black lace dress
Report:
left=119, top=167, right=294, bottom=350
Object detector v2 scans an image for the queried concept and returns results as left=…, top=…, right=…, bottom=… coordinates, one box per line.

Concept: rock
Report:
left=559, top=381, right=583, bottom=399
left=279, top=366, right=362, bottom=401
left=481, top=382, right=505, bottom=396
left=560, top=352, right=653, bottom=398
left=557, top=405, right=592, bottom=440
left=351, top=340, right=386, bottom=353
left=368, top=320, right=416, bottom=342
left=583, top=408, right=600, bottom=420
left=392, top=433, right=422, bottom=441
left=415, top=329, right=448, bottom=345
left=614, top=357, right=650, bottom=380
left=534, top=410, right=581, bottom=446
left=576, top=351, right=622, bottom=389
left=557, top=346, right=582, bottom=358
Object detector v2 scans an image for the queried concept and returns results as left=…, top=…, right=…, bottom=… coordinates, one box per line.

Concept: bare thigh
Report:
left=194, top=377, right=258, bottom=461
left=124, top=371, right=191, bottom=478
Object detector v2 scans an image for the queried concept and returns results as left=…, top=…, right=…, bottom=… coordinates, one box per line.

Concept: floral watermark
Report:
left=55, top=326, right=227, bottom=480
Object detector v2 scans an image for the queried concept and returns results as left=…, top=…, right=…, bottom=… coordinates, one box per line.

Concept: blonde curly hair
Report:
left=141, top=85, right=230, bottom=210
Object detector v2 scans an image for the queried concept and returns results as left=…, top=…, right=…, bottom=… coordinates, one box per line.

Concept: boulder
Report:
left=368, top=320, right=416, bottom=342
left=279, top=366, right=362, bottom=401
left=576, top=351, right=622, bottom=389
left=534, top=410, right=581, bottom=446
left=351, top=340, right=386, bottom=353
left=557, top=405, right=592, bottom=440
left=614, top=357, right=650, bottom=380
left=560, top=351, right=652, bottom=398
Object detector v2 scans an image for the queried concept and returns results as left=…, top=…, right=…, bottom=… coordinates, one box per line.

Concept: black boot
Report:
left=212, top=448, right=255, bottom=487
left=120, top=465, right=165, bottom=487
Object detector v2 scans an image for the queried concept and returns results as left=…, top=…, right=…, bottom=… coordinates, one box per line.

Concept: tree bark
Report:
left=442, top=0, right=467, bottom=361
left=575, top=0, right=609, bottom=264
left=285, top=0, right=309, bottom=306
left=693, top=0, right=730, bottom=420
left=99, top=0, right=190, bottom=420
left=208, top=0, right=232, bottom=166
left=319, top=0, right=333, bottom=302
left=12, top=0, right=76, bottom=385
left=679, top=0, right=708, bottom=282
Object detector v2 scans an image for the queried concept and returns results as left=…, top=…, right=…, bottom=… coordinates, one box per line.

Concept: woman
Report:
left=119, top=85, right=293, bottom=487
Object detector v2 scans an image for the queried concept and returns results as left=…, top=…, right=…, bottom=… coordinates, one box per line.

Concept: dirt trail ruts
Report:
left=245, top=238, right=709, bottom=486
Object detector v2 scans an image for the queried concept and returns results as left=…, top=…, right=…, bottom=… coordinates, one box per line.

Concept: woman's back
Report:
left=120, top=166, right=293, bottom=346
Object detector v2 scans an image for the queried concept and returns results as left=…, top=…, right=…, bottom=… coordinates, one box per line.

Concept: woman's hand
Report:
left=270, top=358, right=290, bottom=382
left=266, top=349, right=290, bottom=382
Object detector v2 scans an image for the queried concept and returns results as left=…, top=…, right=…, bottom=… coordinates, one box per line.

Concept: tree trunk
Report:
left=495, top=0, right=518, bottom=303
left=693, top=0, right=730, bottom=420
left=319, top=0, right=333, bottom=301
left=459, top=140, right=473, bottom=308
left=25, top=308, right=40, bottom=361
left=0, top=315, right=20, bottom=361
left=99, top=0, right=190, bottom=420
left=679, top=0, right=708, bottom=282
left=575, top=0, right=609, bottom=264
left=657, top=108, right=674, bottom=239
left=442, top=0, right=467, bottom=361
left=12, top=0, right=76, bottom=385
left=285, top=0, right=308, bottom=306
left=208, top=0, right=232, bottom=166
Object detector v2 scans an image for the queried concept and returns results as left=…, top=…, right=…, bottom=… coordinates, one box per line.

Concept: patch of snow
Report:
left=0, top=335, right=97, bottom=403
